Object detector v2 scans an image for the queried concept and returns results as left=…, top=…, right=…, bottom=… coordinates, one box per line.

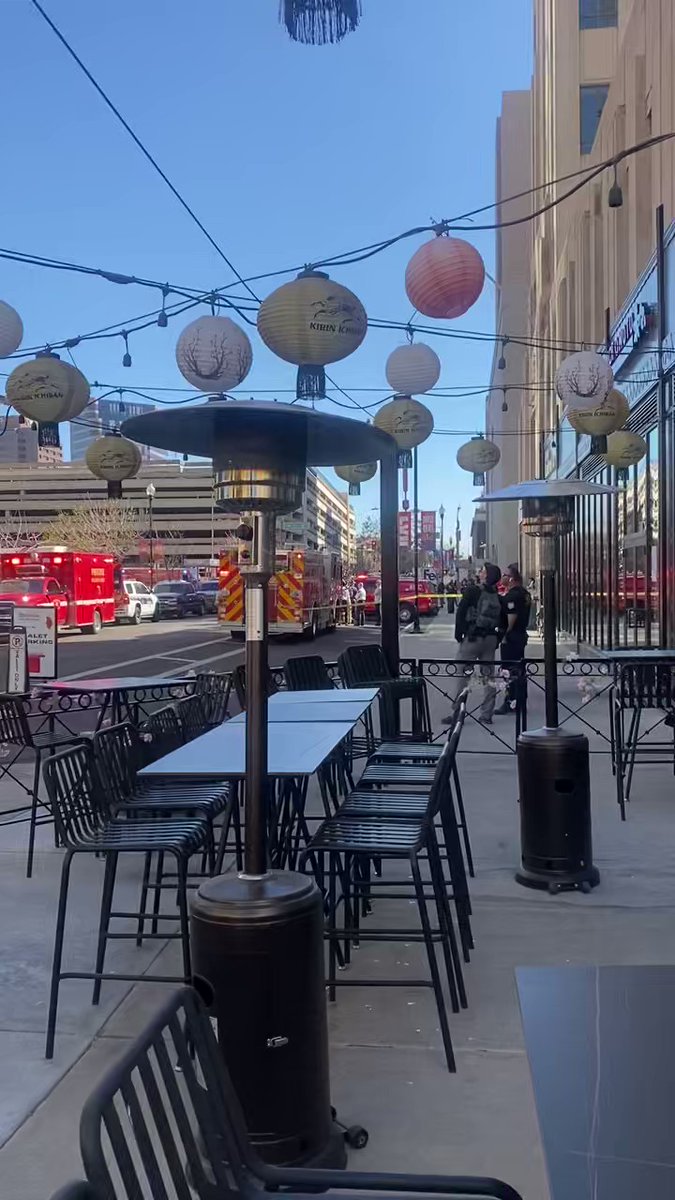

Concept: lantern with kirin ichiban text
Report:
left=334, top=462, right=377, bottom=495
left=456, top=435, right=501, bottom=486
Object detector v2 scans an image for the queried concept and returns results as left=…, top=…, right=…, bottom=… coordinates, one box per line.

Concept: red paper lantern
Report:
left=405, top=236, right=485, bottom=320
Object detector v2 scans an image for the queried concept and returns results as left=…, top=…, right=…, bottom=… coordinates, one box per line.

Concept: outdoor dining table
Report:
left=268, top=687, right=380, bottom=704
left=517, top=965, right=675, bottom=1200
left=140, top=717, right=356, bottom=868
left=230, top=698, right=373, bottom=724
left=37, top=675, right=193, bottom=732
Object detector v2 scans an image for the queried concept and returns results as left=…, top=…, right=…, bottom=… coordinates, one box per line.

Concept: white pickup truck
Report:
left=116, top=579, right=160, bottom=625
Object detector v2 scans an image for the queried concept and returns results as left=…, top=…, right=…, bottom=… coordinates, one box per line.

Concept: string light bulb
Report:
left=121, top=331, right=132, bottom=368
left=157, top=286, right=169, bottom=328
left=497, top=338, right=509, bottom=371
left=608, top=165, right=623, bottom=209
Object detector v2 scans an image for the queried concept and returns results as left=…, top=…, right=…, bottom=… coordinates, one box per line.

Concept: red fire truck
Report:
left=0, top=548, right=117, bottom=635
left=218, top=546, right=342, bottom=638
left=355, top=573, right=439, bottom=624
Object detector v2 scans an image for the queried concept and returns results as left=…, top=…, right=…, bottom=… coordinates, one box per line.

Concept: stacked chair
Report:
left=337, top=644, right=432, bottom=742
left=301, top=692, right=472, bottom=1073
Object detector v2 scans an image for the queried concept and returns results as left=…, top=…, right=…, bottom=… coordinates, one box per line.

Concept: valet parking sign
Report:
left=19, top=605, right=58, bottom=680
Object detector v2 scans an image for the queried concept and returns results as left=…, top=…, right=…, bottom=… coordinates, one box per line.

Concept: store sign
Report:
left=398, top=511, right=412, bottom=548
left=420, top=511, right=437, bottom=552
left=608, top=301, right=653, bottom=364
left=19, top=605, right=57, bottom=680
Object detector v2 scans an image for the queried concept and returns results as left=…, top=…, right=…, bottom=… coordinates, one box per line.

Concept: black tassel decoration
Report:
left=590, top=434, right=608, bottom=454
left=297, top=364, right=326, bottom=400
left=281, top=0, right=362, bottom=44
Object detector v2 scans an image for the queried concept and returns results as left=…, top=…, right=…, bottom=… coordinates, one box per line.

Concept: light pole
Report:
left=455, top=506, right=461, bottom=571
left=145, top=482, right=156, bottom=589
left=438, top=504, right=445, bottom=608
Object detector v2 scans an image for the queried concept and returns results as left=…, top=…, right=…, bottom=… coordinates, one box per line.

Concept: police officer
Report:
left=494, top=563, right=531, bottom=715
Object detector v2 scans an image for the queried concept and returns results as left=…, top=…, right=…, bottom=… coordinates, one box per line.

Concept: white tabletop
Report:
left=139, top=719, right=355, bottom=779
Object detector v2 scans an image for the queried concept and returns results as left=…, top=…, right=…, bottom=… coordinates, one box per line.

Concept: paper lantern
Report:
left=385, top=343, right=441, bottom=396
left=6, top=356, right=90, bottom=423
left=280, top=0, right=362, bottom=43
left=602, top=430, right=647, bottom=479
left=555, top=351, right=613, bottom=414
left=373, top=397, right=434, bottom=463
left=566, top=387, right=629, bottom=453
left=176, top=315, right=252, bottom=392
left=405, top=236, right=485, bottom=320
left=334, top=462, right=377, bottom=495
left=86, top=434, right=142, bottom=482
left=457, top=436, right=501, bottom=486
left=0, top=301, right=23, bottom=357
left=257, top=269, right=367, bottom=400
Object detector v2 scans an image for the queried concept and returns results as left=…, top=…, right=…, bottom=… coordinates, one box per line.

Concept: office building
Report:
left=0, top=414, right=63, bottom=466
left=69, top=397, right=174, bottom=463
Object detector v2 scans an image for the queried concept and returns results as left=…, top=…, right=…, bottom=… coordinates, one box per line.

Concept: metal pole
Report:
left=242, top=512, right=274, bottom=877
left=541, top=564, right=559, bottom=728
left=439, top=508, right=445, bottom=608
left=148, top=494, right=154, bottom=590
left=412, top=445, right=421, bottom=632
left=379, top=447, right=399, bottom=674
left=656, top=204, right=668, bottom=647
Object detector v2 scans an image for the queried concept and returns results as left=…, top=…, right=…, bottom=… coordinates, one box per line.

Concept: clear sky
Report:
left=0, top=0, right=532, bottom=554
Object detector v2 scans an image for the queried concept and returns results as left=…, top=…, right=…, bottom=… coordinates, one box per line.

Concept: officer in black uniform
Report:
left=494, top=563, right=531, bottom=714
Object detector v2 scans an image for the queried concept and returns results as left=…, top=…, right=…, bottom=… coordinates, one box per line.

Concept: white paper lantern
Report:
left=334, top=462, right=377, bottom=495
left=385, top=343, right=441, bottom=396
left=86, top=434, right=142, bottom=481
left=176, top=315, right=253, bottom=392
left=0, top=301, right=23, bottom=358
left=6, top=357, right=90, bottom=423
left=456, top=436, right=501, bottom=485
left=555, top=351, right=613, bottom=414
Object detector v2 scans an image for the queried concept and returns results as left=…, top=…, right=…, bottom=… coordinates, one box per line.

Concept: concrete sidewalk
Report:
left=2, top=637, right=674, bottom=1199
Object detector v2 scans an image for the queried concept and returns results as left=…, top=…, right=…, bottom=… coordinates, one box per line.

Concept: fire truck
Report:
left=218, top=546, right=342, bottom=638
left=0, top=548, right=117, bottom=635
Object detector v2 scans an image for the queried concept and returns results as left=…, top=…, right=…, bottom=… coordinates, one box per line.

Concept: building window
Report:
left=580, top=84, right=609, bottom=154
left=579, top=0, right=618, bottom=29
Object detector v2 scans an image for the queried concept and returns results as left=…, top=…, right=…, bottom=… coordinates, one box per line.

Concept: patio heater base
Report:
left=191, top=870, right=347, bottom=1169
left=515, top=726, right=600, bottom=894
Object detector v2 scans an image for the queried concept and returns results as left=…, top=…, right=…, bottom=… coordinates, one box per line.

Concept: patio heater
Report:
left=122, top=400, right=396, bottom=1165
left=480, top=479, right=615, bottom=894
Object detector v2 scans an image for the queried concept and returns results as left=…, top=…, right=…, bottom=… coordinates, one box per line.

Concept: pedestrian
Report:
left=355, top=580, right=367, bottom=626
left=373, top=579, right=382, bottom=625
left=341, top=581, right=353, bottom=625
left=494, top=563, right=531, bottom=715
left=442, top=562, right=505, bottom=725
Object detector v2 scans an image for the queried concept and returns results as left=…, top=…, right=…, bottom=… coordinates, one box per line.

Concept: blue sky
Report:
left=0, top=0, right=532, bottom=553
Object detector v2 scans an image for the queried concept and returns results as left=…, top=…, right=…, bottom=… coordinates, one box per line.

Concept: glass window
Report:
left=579, top=0, right=618, bottom=29
left=135, top=582, right=150, bottom=594
left=580, top=84, right=609, bottom=154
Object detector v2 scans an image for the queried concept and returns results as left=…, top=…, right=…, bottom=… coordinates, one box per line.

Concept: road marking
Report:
left=59, top=636, right=232, bottom=681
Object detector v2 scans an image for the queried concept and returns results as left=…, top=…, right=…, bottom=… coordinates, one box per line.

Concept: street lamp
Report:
left=480, top=478, right=616, bottom=894
left=122, top=399, right=395, bottom=1164
left=145, top=483, right=156, bottom=589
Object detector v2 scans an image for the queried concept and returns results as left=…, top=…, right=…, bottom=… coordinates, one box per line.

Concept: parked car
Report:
left=116, top=579, right=160, bottom=625
left=197, top=579, right=220, bottom=614
left=153, top=580, right=207, bottom=619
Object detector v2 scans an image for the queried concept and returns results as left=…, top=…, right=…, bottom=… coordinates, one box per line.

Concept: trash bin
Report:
left=516, top=727, right=600, bottom=893
left=191, top=870, right=345, bottom=1167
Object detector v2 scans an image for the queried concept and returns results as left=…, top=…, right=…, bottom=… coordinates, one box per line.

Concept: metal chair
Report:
left=302, top=726, right=467, bottom=1073
left=139, top=704, right=183, bottom=758
left=338, top=645, right=432, bottom=742
left=195, top=670, right=232, bottom=726
left=42, top=743, right=207, bottom=1059
left=174, top=693, right=210, bottom=742
left=79, top=985, right=523, bottom=1200
left=0, top=694, right=90, bottom=877
left=283, top=654, right=336, bottom=691
left=231, top=662, right=279, bottom=710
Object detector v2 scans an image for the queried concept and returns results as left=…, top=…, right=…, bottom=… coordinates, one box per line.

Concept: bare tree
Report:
left=355, top=513, right=381, bottom=573
left=0, top=510, right=42, bottom=552
left=41, top=501, right=141, bottom=558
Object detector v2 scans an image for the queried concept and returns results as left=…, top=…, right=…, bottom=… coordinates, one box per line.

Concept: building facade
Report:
left=0, top=415, right=63, bottom=466
left=0, top=462, right=356, bottom=569
left=69, top=397, right=174, bottom=463
left=485, top=89, right=532, bottom=568
left=521, top=0, right=675, bottom=646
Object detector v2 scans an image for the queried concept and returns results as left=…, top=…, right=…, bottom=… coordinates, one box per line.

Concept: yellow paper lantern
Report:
left=6, top=356, right=90, bottom=423
left=257, top=269, right=367, bottom=400
left=602, top=430, right=647, bottom=478
left=86, top=434, right=142, bottom=482
left=567, top=387, right=629, bottom=452
left=456, top=436, right=501, bottom=485
left=373, top=397, right=434, bottom=456
left=334, top=462, right=377, bottom=495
